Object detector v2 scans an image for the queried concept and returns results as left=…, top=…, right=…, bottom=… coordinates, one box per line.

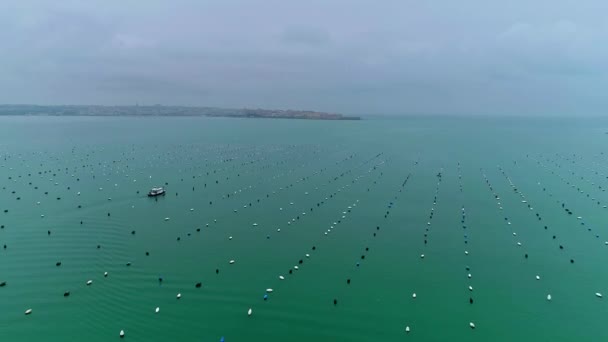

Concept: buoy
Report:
left=547, top=294, right=552, bottom=301
left=266, top=288, right=273, bottom=293
left=405, top=326, right=410, bottom=333
left=104, top=272, right=108, bottom=277
left=177, top=293, right=181, bottom=299
left=536, top=275, right=540, bottom=280
left=119, top=330, right=125, bottom=338
left=279, top=276, right=285, bottom=280
left=155, top=307, right=160, bottom=313
left=229, top=260, right=235, bottom=264
left=86, top=280, right=93, bottom=285
left=596, top=292, right=603, bottom=298
left=247, top=308, right=252, bottom=316
left=25, top=309, right=32, bottom=315
left=412, top=293, right=416, bottom=298
left=469, top=322, right=475, bottom=329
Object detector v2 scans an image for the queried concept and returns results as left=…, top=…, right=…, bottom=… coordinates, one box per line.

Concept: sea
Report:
left=1, top=115, right=608, bottom=341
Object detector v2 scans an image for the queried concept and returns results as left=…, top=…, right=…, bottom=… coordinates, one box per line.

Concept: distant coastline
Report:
left=0, top=105, right=361, bottom=121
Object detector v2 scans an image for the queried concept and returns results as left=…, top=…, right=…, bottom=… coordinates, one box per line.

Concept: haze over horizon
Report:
left=1, top=1, right=607, bottom=116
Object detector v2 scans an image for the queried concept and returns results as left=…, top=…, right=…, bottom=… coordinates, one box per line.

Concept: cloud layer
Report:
left=1, top=0, right=607, bottom=116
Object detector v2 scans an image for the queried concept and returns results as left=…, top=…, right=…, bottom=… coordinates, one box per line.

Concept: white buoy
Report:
left=468, top=273, right=472, bottom=279
left=229, top=260, right=235, bottom=264
left=155, top=307, right=160, bottom=313
left=547, top=294, right=552, bottom=301
left=420, top=254, right=425, bottom=259
left=536, top=275, right=540, bottom=280
left=229, top=236, right=233, bottom=240
left=253, top=223, right=258, bottom=227
left=412, top=293, right=417, bottom=299
left=596, top=292, right=603, bottom=298
left=266, top=288, right=273, bottom=293
left=25, top=309, right=32, bottom=315
left=86, top=280, right=93, bottom=285
left=164, top=217, right=170, bottom=221
left=464, top=251, right=469, bottom=255
left=469, top=322, right=475, bottom=329
left=468, top=286, right=473, bottom=291
left=247, top=308, right=253, bottom=316
left=177, top=293, right=181, bottom=299
left=305, top=254, right=310, bottom=258
left=119, top=330, right=125, bottom=338
left=104, top=272, right=108, bottom=277
left=405, top=326, right=410, bottom=333
left=279, top=276, right=285, bottom=280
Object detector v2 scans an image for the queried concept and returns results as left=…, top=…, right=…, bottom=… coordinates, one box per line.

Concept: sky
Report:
left=1, top=0, right=607, bottom=116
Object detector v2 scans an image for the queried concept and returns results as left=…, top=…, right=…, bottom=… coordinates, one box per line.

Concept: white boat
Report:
left=596, top=292, right=603, bottom=298
left=148, top=187, right=166, bottom=197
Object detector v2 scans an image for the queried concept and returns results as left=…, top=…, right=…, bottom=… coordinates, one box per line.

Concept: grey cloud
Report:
left=1, top=0, right=608, bottom=115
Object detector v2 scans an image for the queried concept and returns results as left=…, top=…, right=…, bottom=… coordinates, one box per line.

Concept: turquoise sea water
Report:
left=1, top=116, right=608, bottom=341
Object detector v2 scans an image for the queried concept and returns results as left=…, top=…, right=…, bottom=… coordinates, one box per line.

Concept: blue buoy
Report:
left=263, top=294, right=268, bottom=300
left=356, top=262, right=360, bottom=267
left=220, top=337, right=225, bottom=342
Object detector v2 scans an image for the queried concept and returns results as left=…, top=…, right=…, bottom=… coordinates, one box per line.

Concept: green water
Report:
left=1, top=116, right=608, bottom=341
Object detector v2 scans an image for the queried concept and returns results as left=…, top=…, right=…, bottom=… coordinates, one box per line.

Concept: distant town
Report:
left=0, top=105, right=361, bottom=120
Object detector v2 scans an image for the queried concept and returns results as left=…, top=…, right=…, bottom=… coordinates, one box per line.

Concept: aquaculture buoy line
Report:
left=1, top=144, right=369, bottom=335
left=243, top=156, right=392, bottom=311
left=480, top=166, right=602, bottom=303
left=527, top=155, right=608, bottom=242
left=496, top=166, right=588, bottom=262
left=530, top=155, right=606, bottom=210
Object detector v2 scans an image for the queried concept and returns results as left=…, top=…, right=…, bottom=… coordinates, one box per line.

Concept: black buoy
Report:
left=525, top=253, right=528, bottom=259
left=333, top=299, right=338, bottom=305
left=469, top=297, right=473, bottom=304
left=56, top=261, right=61, bottom=266
left=64, top=291, right=70, bottom=297
left=347, top=279, right=351, bottom=284
left=216, top=268, right=219, bottom=274
left=195, top=282, right=202, bottom=288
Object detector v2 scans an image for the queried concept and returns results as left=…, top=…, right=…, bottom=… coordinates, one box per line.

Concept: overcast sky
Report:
left=1, top=1, right=607, bottom=116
